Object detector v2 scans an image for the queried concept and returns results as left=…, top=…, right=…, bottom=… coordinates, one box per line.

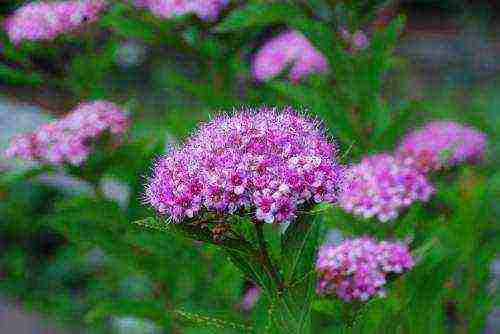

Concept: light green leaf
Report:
left=214, top=2, right=303, bottom=33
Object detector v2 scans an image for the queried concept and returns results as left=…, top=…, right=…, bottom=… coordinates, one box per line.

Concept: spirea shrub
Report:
left=5, top=100, right=127, bottom=165
left=316, top=237, right=414, bottom=301
left=0, top=1, right=496, bottom=333
left=396, top=121, right=487, bottom=173
left=339, top=153, right=434, bottom=222
left=251, top=30, right=329, bottom=82
left=145, top=107, right=344, bottom=223
left=4, top=0, right=108, bottom=44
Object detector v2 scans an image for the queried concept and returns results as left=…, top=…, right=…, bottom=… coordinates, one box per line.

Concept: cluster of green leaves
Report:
left=0, top=0, right=498, bottom=333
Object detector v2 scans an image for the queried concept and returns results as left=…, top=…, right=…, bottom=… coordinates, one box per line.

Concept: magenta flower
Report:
left=339, top=28, right=369, bottom=51
left=339, top=153, right=434, bottom=222
left=145, top=107, right=344, bottom=223
left=241, top=285, right=261, bottom=311
left=396, top=121, right=487, bottom=173
left=5, top=101, right=128, bottom=166
left=352, top=30, right=369, bottom=50
left=133, top=0, right=229, bottom=21
left=316, top=237, right=414, bottom=301
left=4, top=0, right=108, bottom=44
left=251, top=30, right=329, bottom=82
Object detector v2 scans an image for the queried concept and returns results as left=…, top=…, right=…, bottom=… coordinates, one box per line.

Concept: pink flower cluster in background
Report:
left=252, top=30, right=329, bottom=82
left=340, top=28, right=369, bottom=51
left=4, top=0, right=108, bottom=44
left=241, top=285, right=261, bottom=311
left=316, top=237, right=414, bottom=301
left=339, top=153, right=434, bottom=222
left=5, top=101, right=128, bottom=166
left=146, top=107, right=344, bottom=223
left=396, top=121, right=487, bottom=173
left=132, top=0, right=229, bottom=21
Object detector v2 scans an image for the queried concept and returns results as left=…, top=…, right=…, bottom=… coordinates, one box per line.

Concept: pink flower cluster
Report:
left=132, top=0, right=229, bottom=21
left=340, top=28, right=369, bottom=51
left=5, top=101, right=128, bottom=166
left=316, top=237, right=414, bottom=301
left=339, top=154, right=434, bottom=222
left=396, top=121, right=487, bottom=173
left=4, top=0, right=108, bottom=44
left=146, top=107, right=344, bottom=223
left=241, top=285, right=261, bottom=311
left=252, top=30, right=329, bottom=82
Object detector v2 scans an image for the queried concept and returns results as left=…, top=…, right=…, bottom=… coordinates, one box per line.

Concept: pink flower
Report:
left=352, top=30, right=369, bottom=50
left=145, top=107, right=345, bottom=224
left=396, top=121, right=487, bottom=173
left=133, top=0, right=229, bottom=21
left=4, top=0, right=108, bottom=44
left=339, top=153, right=434, bottom=222
left=252, top=30, right=329, bottom=82
left=241, top=285, right=261, bottom=311
left=316, top=237, right=414, bottom=301
left=5, top=101, right=128, bottom=166
left=339, top=28, right=369, bottom=51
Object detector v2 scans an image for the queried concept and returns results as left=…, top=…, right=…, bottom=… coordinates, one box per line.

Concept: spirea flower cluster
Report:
left=5, top=101, right=127, bottom=166
left=132, top=0, right=229, bottom=21
left=396, top=121, right=487, bottom=173
left=146, top=107, right=344, bottom=223
left=241, top=285, right=261, bottom=311
left=339, top=154, right=434, bottom=222
left=316, top=237, right=414, bottom=301
left=251, top=30, right=329, bottom=82
left=4, top=0, right=108, bottom=44
left=340, top=28, right=369, bottom=51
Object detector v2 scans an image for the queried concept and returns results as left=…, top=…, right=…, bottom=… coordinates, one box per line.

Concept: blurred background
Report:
left=0, top=0, right=499, bottom=333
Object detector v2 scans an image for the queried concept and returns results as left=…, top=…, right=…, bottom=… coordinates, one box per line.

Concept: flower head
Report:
left=134, top=0, right=229, bottom=21
left=339, top=153, right=434, bottom=222
left=241, top=285, right=261, bottom=311
left=339, top=28, right=369, bottom=51
left=396, top=121, right=487, bottom=173
left=5, top=100, right=128, bottom=166
left=316, top=237, right=414, bottom=301
left=145, top=107, right=344, bottom=223
left=252, top=30, right=329, bottom=82
left=4, top=0, right=108, bottom=44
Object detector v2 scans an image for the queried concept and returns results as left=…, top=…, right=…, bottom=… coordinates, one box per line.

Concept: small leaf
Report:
left=132, top=217, right=170, bottom=233
left=174, top=309, right=252, bottom=332
left=0, top=63, right=44, bottom=85
left=214, top=2, right=303, bottom=33
left=311, top=299, right=343, bottom=316
left=281, top=213, right=321, bottom=284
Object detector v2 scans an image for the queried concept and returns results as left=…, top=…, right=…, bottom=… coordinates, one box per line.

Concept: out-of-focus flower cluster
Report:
left=241, top=285, right=261, bottom=311
left=146, top=107, right=344, bottom=223
left=4, top=0, right=108, bottom=44
left=5, top=101, right=127, bottom=166
left=251, top=30, right=329, bottom=82
left=132, top=0, right=229, bottom=21
left=396, top=121, right=487, bottom=173
left=340, top=28, right=369, bottom=51
left=339, top=154, right=434, bottom=222
left=316, top=237, right=414, bottom=301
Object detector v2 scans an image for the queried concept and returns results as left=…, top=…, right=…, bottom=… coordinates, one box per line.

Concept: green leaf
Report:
left=132, top=217, right=170, bottom=233
left=85, top=299, right=169, bottom=326
left=214, top=2, right=303, bottom=33
left=224, top=248, right=273, bottom=292
left=0, top=63, right=44, bottom=85
left=311, top=299, right=343, bottom=316
left=281, top=213, right=321, bottom=284
left=174, top=309, right=252, bottom=332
